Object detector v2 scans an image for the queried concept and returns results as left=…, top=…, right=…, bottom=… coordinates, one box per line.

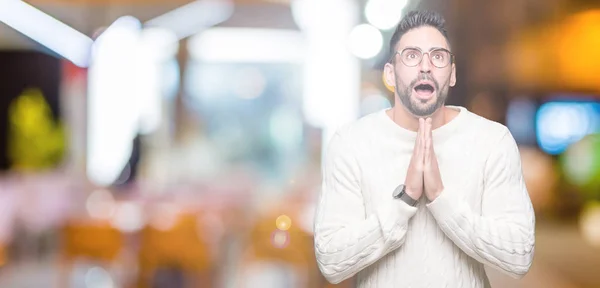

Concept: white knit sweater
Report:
left=314, top=106, right=535, bottom=288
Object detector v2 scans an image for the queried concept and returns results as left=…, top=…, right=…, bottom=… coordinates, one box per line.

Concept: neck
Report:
left=390, top=104, right=449, bottom=132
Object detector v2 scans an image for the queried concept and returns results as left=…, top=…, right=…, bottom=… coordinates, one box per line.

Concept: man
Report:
left=313, top=10, right=535, bottom=288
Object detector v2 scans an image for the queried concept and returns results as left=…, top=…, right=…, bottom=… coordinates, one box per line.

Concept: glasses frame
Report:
left=389, top=47, right=455, bottom=68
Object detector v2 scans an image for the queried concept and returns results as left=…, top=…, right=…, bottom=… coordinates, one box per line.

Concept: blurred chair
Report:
left=0, top=243, right=6, bottom=268
left=136, top=212, right=215, bottom=288
left=238, top=193, right=355, bottom=288
left=59, top=220, right=125, bottom=287
left=238, top=207, right=320, bottom=288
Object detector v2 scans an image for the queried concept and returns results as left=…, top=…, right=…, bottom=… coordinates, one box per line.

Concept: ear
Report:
left=383, top=62, right=396, bottom=91
left=450, top=63, right=457, bottom=87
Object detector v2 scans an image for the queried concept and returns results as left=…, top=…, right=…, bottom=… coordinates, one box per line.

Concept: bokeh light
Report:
left=149, top=202, right=180, bottom=231
left=275, top=215, right=291, bottom=231
left=580, top=202, right=600, bottom=248
left=86, top=189, right=116, bottom=220
left=364, top=0, right=408, bottom=30
left=507, top=98, right=537, bottom=145
left=520, top=147, right=558, bottom=212
left=556, top=10, right=600, bottom=92
left=536, top=101, right=600, bottom=155
left=110, top=202, right=144, bottom=233
left=271, top=230, right=290, bottom=249
left=561, top=134, right=600, bottom=197
left=84, top=266, right=114, bottom=288
left=348, top=24, right=383, bottom=59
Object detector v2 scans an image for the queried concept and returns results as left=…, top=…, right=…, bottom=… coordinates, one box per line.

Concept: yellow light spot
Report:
left=276, top=215, right=292, bottom=231
left=580, top=201, right=600, bottom=248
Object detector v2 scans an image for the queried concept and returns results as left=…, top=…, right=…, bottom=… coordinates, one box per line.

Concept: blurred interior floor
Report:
left=487, top=220, right=600, bottom=288
left=0, top=221, right=598, bottom=288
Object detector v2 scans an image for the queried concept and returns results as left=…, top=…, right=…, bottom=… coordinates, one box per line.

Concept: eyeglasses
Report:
left=391, top=47, right=455, bottom=68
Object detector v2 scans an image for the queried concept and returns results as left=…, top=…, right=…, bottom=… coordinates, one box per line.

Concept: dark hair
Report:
left=388, top=10, right=451, bottom=60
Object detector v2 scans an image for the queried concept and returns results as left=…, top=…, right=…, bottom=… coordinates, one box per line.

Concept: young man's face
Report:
left=385, top=26, right=456, bottom=117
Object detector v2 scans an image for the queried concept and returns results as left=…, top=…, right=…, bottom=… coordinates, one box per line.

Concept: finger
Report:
left=417, top=118, right=425, bottom=160
left=413, top=118, right=423, bottom=154
left=416, top=118, right=424, bottom=145
left=427, top=118, right=435, bottom=155
left=424, top=118, right=432, bottom=166
left=419, top=118, right=425, bottom=142
left=424, top=135, right=431, bottom=167
left=424, top=118, right=430, bottom=146
left=426, top=117, right=433, bottom=138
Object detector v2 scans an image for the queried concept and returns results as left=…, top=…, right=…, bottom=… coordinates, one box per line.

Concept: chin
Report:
left=411, top=111, right=434, bottom=118
left=409, top=102, right=441, bottom=117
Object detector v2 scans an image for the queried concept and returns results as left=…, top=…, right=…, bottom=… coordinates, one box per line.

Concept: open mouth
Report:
left=414, top=82, right=435, bottom=99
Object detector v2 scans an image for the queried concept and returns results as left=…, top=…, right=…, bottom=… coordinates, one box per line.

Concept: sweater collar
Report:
left=380, top=105, right=470, bottom=145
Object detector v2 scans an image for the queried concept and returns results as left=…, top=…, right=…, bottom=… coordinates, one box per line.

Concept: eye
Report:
left=405, top=51, right=420, bottom=59
left=431, top=52, right=444, bottom=60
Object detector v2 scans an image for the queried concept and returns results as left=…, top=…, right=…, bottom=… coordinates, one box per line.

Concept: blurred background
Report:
left=0, top=0, right=599, bottom=287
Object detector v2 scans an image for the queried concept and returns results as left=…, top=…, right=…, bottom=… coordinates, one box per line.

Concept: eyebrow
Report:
left=401, top=46, right=450, bottom=52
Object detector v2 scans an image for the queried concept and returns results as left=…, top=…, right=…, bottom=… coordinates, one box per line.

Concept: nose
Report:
left=419, top=53, right=431, bottom=73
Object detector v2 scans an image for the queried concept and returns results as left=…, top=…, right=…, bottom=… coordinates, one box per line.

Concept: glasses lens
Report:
left=430, top=49, right=451, bottom=68
left=400, top=48, right=422, bottom=67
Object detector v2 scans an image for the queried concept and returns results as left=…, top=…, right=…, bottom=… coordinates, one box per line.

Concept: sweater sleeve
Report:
left=426, top=128, right=535, bottom=279
left=314, top=131, right=418, bottom=284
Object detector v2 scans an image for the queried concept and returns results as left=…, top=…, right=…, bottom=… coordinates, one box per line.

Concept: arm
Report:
left=426, top=129, right=535, bottom=279
left=314, top=132, right=418, bottom=284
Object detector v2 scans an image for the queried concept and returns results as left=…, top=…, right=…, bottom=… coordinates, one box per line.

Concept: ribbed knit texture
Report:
left=314, top=106, right=535, bottom=287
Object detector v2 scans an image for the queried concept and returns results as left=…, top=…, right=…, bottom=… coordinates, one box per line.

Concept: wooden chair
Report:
left=59, top=220, right=125, bottom=287
left=136, top=212, right=214, bottom=288
left=237, top=205, right=319, bottom=288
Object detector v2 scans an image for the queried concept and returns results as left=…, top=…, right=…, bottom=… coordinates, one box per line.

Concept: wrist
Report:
left=427, top=187, right=444, bottom=202
left=404, top=189, right=420, bottom=200
left=393, top=185, right=419, bottom=206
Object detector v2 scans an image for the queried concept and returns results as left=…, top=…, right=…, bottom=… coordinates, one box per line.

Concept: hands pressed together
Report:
left=404, top=118, right=444, bottom=202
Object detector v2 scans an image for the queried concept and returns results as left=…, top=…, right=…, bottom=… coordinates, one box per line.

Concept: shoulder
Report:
left=463, top=110, right=513, bottom=145
left=322, top=112, right=383, bottom=176
left=462, top=111, right=520, bottom=163
left=323, top=110, right=384, bottom=168
left=329, top=110, right=385, bottom=146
